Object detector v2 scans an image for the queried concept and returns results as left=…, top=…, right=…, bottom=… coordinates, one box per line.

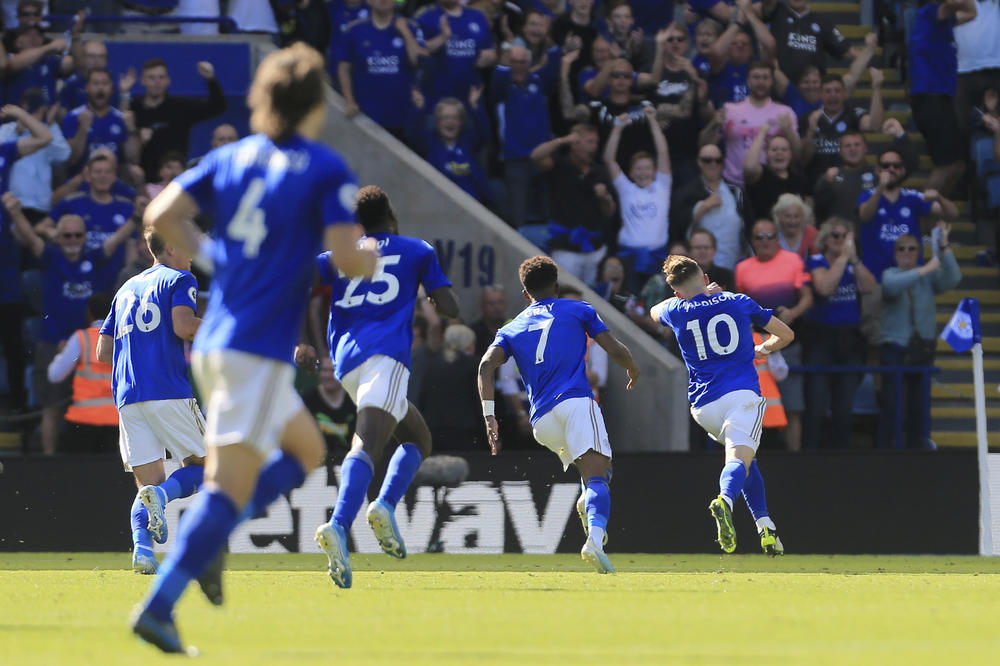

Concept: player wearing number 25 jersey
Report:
left=478, top=256, right=639, bottom=575
left=132, top=45, right=378, bottom=655
left=652, top=255, right=793, bottom=557
left=314, top=185, right=459, bottom=589
left=98, top=226, right=206, bottom=576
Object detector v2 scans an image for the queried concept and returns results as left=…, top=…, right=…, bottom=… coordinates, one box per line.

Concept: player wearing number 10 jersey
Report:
left=314, top=185, right=459, bottom=589
left=651, top=255, right=793, bottom=556
left=131, top=44, right=379, bottom=655
left=98, top=226, right=206, bottom=576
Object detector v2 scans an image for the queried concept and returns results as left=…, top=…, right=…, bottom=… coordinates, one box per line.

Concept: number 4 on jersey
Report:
left=229, top=178, right=268, bottom=257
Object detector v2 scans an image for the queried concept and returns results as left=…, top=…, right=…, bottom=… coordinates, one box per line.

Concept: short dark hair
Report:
left=558, top=284, right=584, bottom=299
left=142, top=58, right=168, bottom=73
left=519, top=255, right=559, bottom=296
left=689, top=227, right=718, bottom=249
left=86, top=67, right=112, bottom=85
left=821, top=73, right=845, bottom=87
left=840, top=129, right=866, bottom=144
left=87, top=292, right=113, bottom=322
left=797, top=65, right=821, bottom=82
left=878, top=148, right=905, bottom=171
left=354, top=185, right=396, bottom=232
left=662, top=255, right=702, bottom=289
left=144, top=225, right=166, bottom=257
left=249, top=43, right=327, bottom=142
left=158, top=150, right=186, bottom=170
left=86, top=151, right=113, bottom=168
left=747, top=61, right=774, bottom=76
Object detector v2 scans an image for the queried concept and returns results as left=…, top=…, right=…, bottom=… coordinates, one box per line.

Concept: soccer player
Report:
left=129, top=43, right=378, bottom=654
left=650, top=255, right=793, bottom=555
left=314, top=185, right=459, bottom=589
left=478, top=256, right=640, bottom=574
left=96, top=225, right=206, bottom=575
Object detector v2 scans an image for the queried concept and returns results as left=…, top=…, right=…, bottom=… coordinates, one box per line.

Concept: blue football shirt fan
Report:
left=479, top=256, right=640, bottom=575
left=315, top=185, right=459, bottom=589
left=652, top=255, right=793, bottom=557
left=132, top=44, right=379, bottom=655
left=99, top=231, right=207, bottom=576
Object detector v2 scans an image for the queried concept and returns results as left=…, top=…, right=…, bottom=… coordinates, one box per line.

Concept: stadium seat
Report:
left=21, top=270, right=42, bottom=316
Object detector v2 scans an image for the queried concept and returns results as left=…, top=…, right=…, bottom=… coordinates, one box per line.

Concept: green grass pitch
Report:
left=3, top=553, right=1000, bottom=665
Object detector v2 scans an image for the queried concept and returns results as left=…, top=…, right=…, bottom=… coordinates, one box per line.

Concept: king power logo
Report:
left=156, top=464, right=579, bottom=555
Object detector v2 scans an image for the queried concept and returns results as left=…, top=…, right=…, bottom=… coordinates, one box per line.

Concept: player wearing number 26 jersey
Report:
left=478, top=256, right=639, bottom=575
left=652, top=255, right=793, bottom=558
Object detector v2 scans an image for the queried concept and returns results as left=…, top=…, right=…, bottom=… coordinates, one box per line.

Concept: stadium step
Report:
left=931, top=406, right=1000, bottom=419
left=830, top=67, right=901, bottom=84
left=931, top=383, right=1000, bottom=401
left=850, top=88, right=905, bottom=101
left=931, top=431, right=1000, bottom=447
left=936, top=290, right=1000, bottom=306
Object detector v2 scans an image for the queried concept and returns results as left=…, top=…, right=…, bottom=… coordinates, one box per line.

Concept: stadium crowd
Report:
left=0, top=0, right=997, bottom=455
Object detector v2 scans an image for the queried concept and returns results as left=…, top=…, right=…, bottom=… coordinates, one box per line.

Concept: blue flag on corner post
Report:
left=941, top=297, right=981, bottom=353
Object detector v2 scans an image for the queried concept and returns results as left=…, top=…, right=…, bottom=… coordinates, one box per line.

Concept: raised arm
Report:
left=859, top=68, right=884, bottom=132
left=2, top=193, right=44, bottom=257
left=925, top=189, right=959, bottom=220
left=603, top=115, right=627, bottom=180
left=843, top=32, right=878, bottom=94
left=592, top=330, right=639, bottom=389
left=477, top=345, right=508, bottom=455
left=102, top=217, right=138, bottom=257
left=859, top=171, right=889, bottom=222
left=395, top=17, right=426, bottom=67
left=709, top=23, right=741, bottom=73
left=737, top=0, right=775, bottom=60
left=645, top=105, right=670, bottom=174
left=424, top=13, right=452, bottom=53
left=743, top=124, right=768, bottom=185
left=801, top=109, right=822, bottom=166
left=4, top=105, right=53, bottom=157
left=64, top=109, right=93, bottom=167
left=531, top=134, right=572, bottom=172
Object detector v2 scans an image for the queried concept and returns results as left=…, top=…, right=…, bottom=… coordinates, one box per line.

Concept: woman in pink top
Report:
left=772, top=193, right=818, bottom=259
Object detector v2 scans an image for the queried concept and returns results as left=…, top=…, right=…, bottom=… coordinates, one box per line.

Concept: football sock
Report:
left=159, top=465, right=204, bottom=502
left=584, top=476, right=610, bottom=547
left=332, top=450, right=374, bottom=532
left=719, top=460, right=747, bottom=508
left=741, top=459, right=771, bottom=524
left=144, top=490, right=238, bottom=621
left=131, top=492, right=153, bottom=552
left=246, top=450, right=306, bottom=519
left=376, top=443, right=422, bottom=509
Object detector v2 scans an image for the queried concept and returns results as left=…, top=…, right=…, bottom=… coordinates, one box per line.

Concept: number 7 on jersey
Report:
left=528, top=318, right=553, bottom=364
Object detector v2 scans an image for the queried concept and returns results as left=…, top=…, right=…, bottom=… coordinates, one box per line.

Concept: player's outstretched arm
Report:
left=96, top=333, right=113, bottom=364
left=648, top=298, right=671, bottom=325
left=144, top=182, right=201, bottom=258
left=427, top=285, right=460, bottom=319
left=592, top=331, right=639, bottom=390
left=477, top=345, right=507, bottom=455
left=757, top=315, right=794, bottom=357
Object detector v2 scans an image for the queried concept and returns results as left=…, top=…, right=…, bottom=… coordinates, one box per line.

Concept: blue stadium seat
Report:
left=972, top=136, right=999, bottom=175
left=21, top=269, right=43, bottom=316
left=987, top=174, right=1000, bottom=209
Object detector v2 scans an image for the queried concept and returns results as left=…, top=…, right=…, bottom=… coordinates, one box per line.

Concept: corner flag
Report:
left=941, top=297, right=981, bottom=354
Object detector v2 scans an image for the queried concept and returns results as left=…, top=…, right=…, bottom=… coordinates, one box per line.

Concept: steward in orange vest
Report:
left=753, top=331, right=787, bottom=429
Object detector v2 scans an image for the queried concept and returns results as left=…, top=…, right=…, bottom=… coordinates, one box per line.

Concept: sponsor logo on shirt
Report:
left=366, top=54, right=401, bottom=74
left=447, top=38, right=479, bottom=58
left=787, top=32, right=818, bottom=53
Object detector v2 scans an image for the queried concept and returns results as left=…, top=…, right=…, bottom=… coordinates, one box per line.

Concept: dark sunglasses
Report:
left=609, top=72, right=631, bottom=79
left=879, top=161, right=904, bottom=169
left=60, top=232, right=85, bottom=239
left=754, top=233, right=777, bottom=240
left=666, top=36, right=687, bottom=42
left=699, top=156, right=722, bottom=164
left=830, top=231, right=846, bottom=239
left=895, top=245, right=919, bottom=252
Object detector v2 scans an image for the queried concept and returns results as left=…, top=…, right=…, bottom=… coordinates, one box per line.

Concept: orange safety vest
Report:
left=64, top=327, right=118, bottom=426
left=753, top=331, right=787, bottom=429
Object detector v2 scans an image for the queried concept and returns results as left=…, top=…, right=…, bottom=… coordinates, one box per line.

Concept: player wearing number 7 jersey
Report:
left=97, top=226, right=206, bottom=576
left=478, top=256, right=639, bottom=574
left=130, top=44, right=379, bottom=655
left=650, top=255, right=793, bottom=556
left=314, top=185, right=459, bottom=589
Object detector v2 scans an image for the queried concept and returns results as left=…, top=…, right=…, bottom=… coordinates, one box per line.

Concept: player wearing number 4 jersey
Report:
left=313, top=185, right=459, bottom=589
left=97, top=226, right=206, bottom=576
left=651, top=255, right=793, bottom=556
left=130, top=44, right=379, bottom=655
left=478, top=256, right=639, bottom=574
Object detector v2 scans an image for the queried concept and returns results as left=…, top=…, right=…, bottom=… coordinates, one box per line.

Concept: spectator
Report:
left=416, top=0, right=497, bottom=108
left=61, top=67, right=140, bottom=176
left=909, top=0, right=978, bottom=196
left=3, top=192, right=134, bottom=455
left=408, top=90, right=492, bottom=204
left=502, top=9, right=553, bottom=71
left=4, top=12, right=80, bottom=107
left=773, top=193, right=818, bottom=259
left=113, top=194, right=153, bottom=290
left=338, top=0, right=425, bottom=140
left=0, top=89, right=70, bottom=224
left=558, top=284, right=610, bottom=395
left=39, top=152, right=136, bottom=290
left=638, top=239, right=691, bottom=328
left=858, top=148, right=959, bottom=280
left=761, top=0, right=854, bottom=83
left=302, top=356, right=357, bottom=460
left=407, top=286, right=444, bottom=400
left=773, top=32, right=879, bottom=117
left=326, top=0, right=371, bottom=70
left=46, top=291, right=118, bottom=453
left=688, top=227, right=735, bottom=291
left=591, top=254, right=636, bottom=312
left=691, top=17, right=722, bottom=79
left=604, top=105, right=671, bottom=292
left=471, top=284, right=508, bottom=360
left=702, top=61, right=800, bottom=187
left=490, top=44, right=559, bottom=228
left=59, top=40, right=122, bottom=114
left=1, top=0, right=46, bottom=34
left=877, top=226, right=961, bottom=449
left=187, top=122, right=239, bottom=167
left=50, top=147, right=136, bottom=209
left=606, top=0, right=651, bottom=70
left=551, top=0, right=608, bottom=68
left=704, top=0, right=775, bottom=108
left=801, top=70, right=884, bottom=184
left=574, top=42, right=662, bottom=120
left=570, top=37, right=614, bottom=105
left=130, top=59, right=227, bottom=180
left=802, top=219, right=876, bottom=449
left=743, top=123, right=807, bottom=219
left=531, top=124, right=616, bottom=284
left=955, top=0, right=1000, bottom=141
left=628, top=0, right=673, bottom=34
left=144, top=150, right=185, bottom=199
left=812, top=129, right=873, bottom=223
left=671, top=142, right=751, bottom=269
left=735, top=218, right=813, bottom=450
left=650, top=22, right=712, bottom=188
left=419, top=323, right=483, bottom=451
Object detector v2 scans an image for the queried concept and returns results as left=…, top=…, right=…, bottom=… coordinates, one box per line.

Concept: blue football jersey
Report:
left=319, top=232, right=451, bottom=379
left=658, top=291, right=773, bottom=407
left=492, top=298, right=608, bottom=423
left=175, top=133, right=359, bottom=363
left=100, top=264, right=198, bottom=409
